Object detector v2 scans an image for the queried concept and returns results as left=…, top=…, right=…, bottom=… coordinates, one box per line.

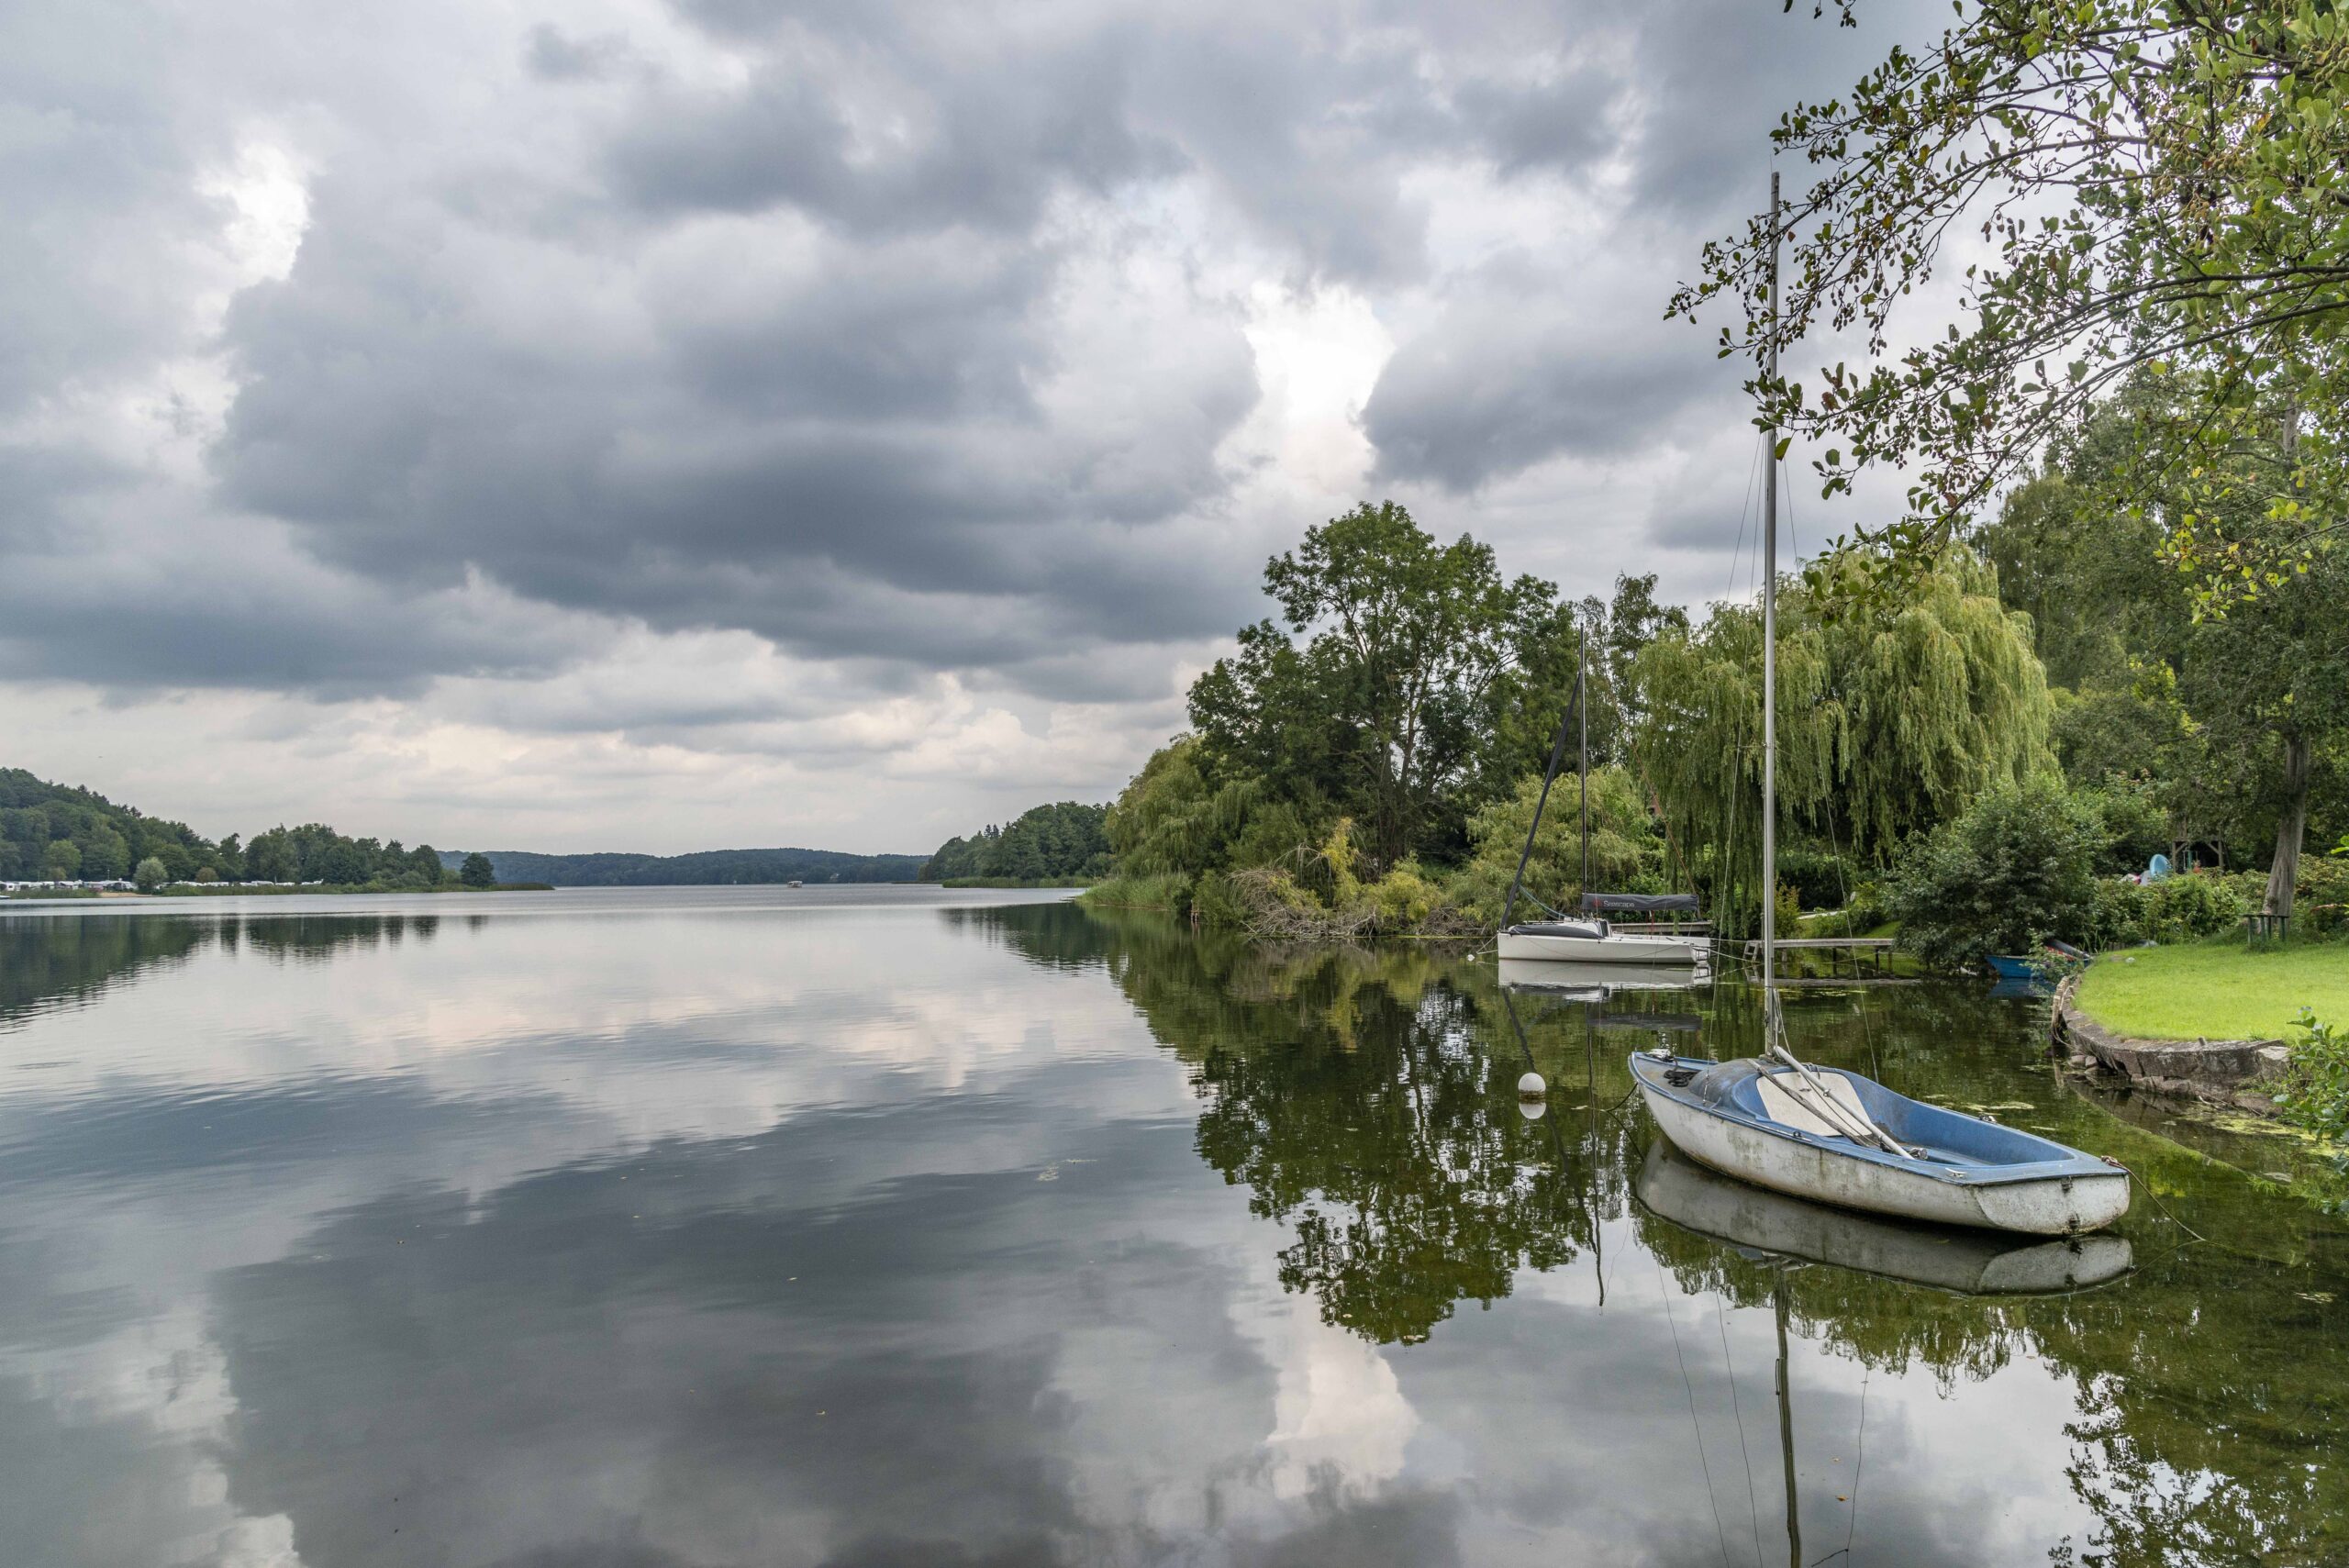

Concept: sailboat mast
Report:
left=1577, top=626, right=1590, bottom=900
left=1761, top=172, right=1780, bottom=995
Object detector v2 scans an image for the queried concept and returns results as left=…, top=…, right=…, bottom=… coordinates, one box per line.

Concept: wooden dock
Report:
left=1741, top=937, right=1899, bottom=982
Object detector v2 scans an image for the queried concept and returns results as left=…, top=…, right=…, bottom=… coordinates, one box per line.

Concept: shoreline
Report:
left=5, top=882, right=554, bottom=902
left=2052, top=973, right=2291, bottom=1114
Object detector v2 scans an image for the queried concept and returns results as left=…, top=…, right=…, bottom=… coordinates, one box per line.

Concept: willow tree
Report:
left=1630, top=550, right=2052, bottom=932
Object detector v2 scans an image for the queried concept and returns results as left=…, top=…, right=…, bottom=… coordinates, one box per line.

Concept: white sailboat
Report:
left=1630, top=174, right=2129, bottom=1236
left=1495, top=628, right=1710, bottom=965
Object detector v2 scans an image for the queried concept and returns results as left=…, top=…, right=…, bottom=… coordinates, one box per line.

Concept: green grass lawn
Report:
left=2074, top=941, right=2349, bottom=1041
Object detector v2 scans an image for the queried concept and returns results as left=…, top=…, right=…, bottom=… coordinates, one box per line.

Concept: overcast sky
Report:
left=3, top=0, right=1941, bottom=854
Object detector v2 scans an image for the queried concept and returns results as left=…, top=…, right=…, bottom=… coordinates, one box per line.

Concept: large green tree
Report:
left=1677, top=0, right=2349, bottom=603
left=1984, top=390, right=2349, bottom=914
left=1187, top=502, right=1563, bottom=868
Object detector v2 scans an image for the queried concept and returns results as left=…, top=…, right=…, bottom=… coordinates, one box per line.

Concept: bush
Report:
left=2144, top=873, right=2252, bottom=941
left=2085, top=877, right=2151, bottom=948
left=1882, top=777, right=2103, bottom=973
left=1078, top=872, right=1193, bottom=912
left=1774, top=880, right=1804, bottom=940
left=1775, top=846, right=1858, bottom=911
left=2295, top=856, right=2349, bottom=938
left=133, top=856, right=168, bottom=893
left=2081, top=870, right=2252, bottom=949
left=2275, top=1010, right=2349, bottom=1143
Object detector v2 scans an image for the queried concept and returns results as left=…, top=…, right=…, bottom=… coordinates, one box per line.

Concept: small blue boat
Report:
left=1984, top=952, right=2042, bottom=981
left=1631, top=1051, right=2130, bottom=1234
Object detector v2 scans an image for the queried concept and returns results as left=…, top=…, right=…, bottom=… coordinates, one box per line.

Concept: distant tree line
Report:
left=918, top=802, right=1111, bottom=883
left=0, top=768, right=463, bottom=889
left=448, top=848, right=926, bottom=886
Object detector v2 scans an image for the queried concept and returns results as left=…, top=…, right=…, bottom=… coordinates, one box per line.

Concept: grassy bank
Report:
left=933, top=877, right=1094, bottom=889
left=2074, top=941, right=2349, bottom=1041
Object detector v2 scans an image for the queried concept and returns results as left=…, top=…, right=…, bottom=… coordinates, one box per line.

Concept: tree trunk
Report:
left=2263, top=732, right=2311, bottom=918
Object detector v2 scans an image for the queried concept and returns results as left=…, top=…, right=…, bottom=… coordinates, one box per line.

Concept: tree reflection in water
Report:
left=991, top=901, right=2349, bottom=1567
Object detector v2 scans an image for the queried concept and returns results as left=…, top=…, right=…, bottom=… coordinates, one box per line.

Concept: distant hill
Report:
left=440, top=848, right=925, bottom=886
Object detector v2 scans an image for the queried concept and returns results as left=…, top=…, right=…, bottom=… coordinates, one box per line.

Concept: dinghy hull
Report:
left=1631, top=1054, right=2129, bottom=1235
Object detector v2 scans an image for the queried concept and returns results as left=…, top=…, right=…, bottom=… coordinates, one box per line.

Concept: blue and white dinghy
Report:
left=1630, top=1046, right=2130, bottom=1236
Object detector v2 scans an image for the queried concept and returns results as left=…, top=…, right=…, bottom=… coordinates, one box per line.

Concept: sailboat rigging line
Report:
left=2127, top=1166, right=2208, bottom=1245
left=1655, top=1253, right=1739, bottom=1568
left=1727, top=428, right=1766, bottom=601
left=1831, top=1363, right=1871, bottom=1568
left=1502, top=674, right=1581, bottom=929
left=1717, top=1300, right=1767, bottom=1567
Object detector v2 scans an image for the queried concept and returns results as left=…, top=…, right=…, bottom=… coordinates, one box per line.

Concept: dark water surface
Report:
left=2, top=889, right=2342, bottom=1567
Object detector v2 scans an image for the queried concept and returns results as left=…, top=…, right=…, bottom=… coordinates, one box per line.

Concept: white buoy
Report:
left=1517, top=1071, right=1545, bottom=1097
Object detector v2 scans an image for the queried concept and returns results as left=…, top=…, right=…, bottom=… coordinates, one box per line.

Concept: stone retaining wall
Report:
left=2051, top=974, right=2290, bottom=1113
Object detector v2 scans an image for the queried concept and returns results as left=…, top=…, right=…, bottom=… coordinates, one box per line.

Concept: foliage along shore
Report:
left=2, top=768, right=500, bottom=893
left=1025, top=485, right=2343, bottom=956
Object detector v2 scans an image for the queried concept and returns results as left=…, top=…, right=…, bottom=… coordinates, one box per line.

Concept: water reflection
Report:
left=0, top=894, right=2340, bottom=1566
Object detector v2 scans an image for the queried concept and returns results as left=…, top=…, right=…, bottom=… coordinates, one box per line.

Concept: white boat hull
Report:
left=1636, top=1076, right=2130, bottom=1235
left=1496, top=929, right=1708, bottom=965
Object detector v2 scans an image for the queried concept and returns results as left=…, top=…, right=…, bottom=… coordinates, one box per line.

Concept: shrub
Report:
left=1367, top=860, right=1444, bottom=931
left=2297, top=855, right=2349, bottom=938
left=2143, top=873, right=2251, bottom=942
left=1882, top=776, right=2103, bottom=973
left=133, top=856, right=168, bottom=893
left=2085, top=877, right=2152, bottom=948
left=2275, top=1010, right=2349, bottom=1143
left=1775, top=846, right=1858, bottom=911
left=1774, top=880, right=1804, bottom=940
left=1079, top=872, right=1193, bottom=912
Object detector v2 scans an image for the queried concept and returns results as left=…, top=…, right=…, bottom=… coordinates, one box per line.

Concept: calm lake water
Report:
left=2, top=887, right=2342, bottom=1567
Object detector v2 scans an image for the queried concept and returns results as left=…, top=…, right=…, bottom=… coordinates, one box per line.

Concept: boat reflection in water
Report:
left=1495, top=957, right=1709, bottom=996
left=1635, top=1139, right=2133, bottom=1296
left=1635, top=1137, right=2131, bottom=1568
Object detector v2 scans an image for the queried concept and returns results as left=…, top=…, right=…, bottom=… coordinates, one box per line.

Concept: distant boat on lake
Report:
left=1496, top=629, right=1709, bottom=967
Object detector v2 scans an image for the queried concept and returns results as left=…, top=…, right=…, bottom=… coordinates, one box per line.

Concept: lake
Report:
left=2, top=887, right=2341, bottom=1567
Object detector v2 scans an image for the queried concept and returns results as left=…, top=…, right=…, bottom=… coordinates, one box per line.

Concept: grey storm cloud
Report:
left=1, top=0, right=1944, bottom=727
left=1362, top=256, right=1731, bottom=493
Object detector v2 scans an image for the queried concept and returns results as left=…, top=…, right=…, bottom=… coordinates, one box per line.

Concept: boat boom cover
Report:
left=1581, top=892, right=1700, bottom=915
